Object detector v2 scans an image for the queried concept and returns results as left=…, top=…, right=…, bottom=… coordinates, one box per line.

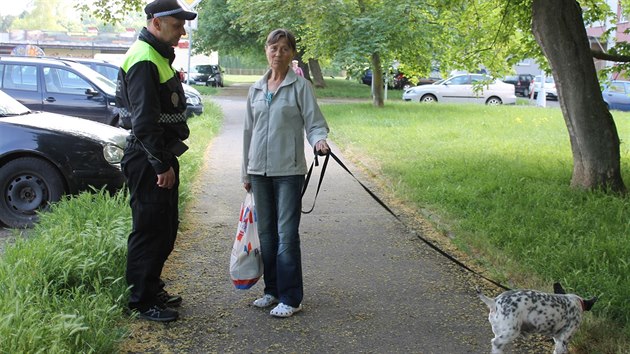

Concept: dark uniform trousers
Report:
left=121, top=140, right=179, bottom=310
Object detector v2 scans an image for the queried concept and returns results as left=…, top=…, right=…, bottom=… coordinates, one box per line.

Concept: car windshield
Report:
left=0, top=89, right=30, bottom=116
left=65, top=61, right=117, bottom=95
left=195, top=65, right=216, bottom=74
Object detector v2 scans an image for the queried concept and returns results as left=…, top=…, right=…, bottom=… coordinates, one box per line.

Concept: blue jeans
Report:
left=250, top=174, right=304, bottom=307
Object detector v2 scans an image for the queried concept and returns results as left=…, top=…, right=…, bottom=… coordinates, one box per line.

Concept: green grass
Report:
left=0, top=98, right=222, bottom=353
left=224, top=74, right=258, bottom=83
left=191, top=85, right=219, bottom=96
left=0, top=190, right=131, bottom=353
left=321, top=101, right=630, bottom=352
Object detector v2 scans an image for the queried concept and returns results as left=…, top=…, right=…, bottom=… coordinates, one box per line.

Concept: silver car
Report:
left=532, top=75, right=558, bottom=100
left=402, top=74, right=516, bottom=105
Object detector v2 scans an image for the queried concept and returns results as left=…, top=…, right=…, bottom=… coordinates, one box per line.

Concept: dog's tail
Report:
left=476, top=287, right=496, bottom=312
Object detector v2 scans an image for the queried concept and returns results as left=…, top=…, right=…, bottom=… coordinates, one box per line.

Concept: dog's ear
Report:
left=583, top=297, right=598, bottom=311
left=553, top=282, right=566, bottom=294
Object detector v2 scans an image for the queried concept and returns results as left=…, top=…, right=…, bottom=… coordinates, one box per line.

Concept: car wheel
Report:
left=523, top=88, right=530, bottom=97
left=0, top=157, right=65, bottom=228
left=486, top=96, right=503, bottom=105
left=420, top=94, right=437, bottom=103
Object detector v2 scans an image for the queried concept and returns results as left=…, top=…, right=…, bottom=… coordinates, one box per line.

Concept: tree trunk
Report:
left=308, top=59, right=326, bottom=88
left=371, top=52, right=384, bottom=107
left=532, top=0, right=625, bottom=193
left=301, top=62, right=311, bottom=82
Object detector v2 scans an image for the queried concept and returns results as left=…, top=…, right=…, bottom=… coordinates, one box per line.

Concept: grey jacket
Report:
left=242, top=69, right=329, bottom=183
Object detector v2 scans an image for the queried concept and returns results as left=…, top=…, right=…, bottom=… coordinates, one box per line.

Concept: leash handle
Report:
left=301, top=151, right=329, bottom=214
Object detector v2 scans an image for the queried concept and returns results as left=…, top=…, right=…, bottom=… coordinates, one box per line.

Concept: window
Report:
left=3, top=64, right=37, bottom=91
left=470, top=75, right=489, bottom=84
left=619, top=6, right=628, bottom=23
left=94, top=65, right=118, bottom=82
left=610, top=82, right=626, bottom=93
left=43, top=67, right=60, bottom=93
left=44, top=67, right=93, bottom=94
left=447, top=75, right=470, bottom=85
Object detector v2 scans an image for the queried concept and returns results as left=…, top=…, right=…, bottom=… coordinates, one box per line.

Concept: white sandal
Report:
left=253, top=294, right=278, bottom=308
left=270, top=303, right=302, bottom=318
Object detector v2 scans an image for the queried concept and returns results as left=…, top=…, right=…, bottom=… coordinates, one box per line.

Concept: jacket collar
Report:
left=253, top=68, right=299, bottom=91
left=139, top=27, right=176, bottom=64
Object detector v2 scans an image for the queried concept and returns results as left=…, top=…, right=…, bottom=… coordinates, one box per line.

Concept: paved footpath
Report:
left=122, top=87, right=546, bottom=353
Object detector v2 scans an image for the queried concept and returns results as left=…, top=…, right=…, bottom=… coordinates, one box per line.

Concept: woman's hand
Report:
left=315, top=139, right=330, bottom=156
left=244, top=182, right=251, bottom=192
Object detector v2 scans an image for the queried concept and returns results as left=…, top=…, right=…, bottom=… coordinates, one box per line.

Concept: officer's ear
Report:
left=149, top=16, right=162, bottom=30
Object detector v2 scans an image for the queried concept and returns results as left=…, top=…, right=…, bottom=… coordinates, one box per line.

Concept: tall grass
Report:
left=0, top=190, right=130, bottom=353
left=322, top=102, right=630, bottom=351
left=0, top=98, right=222, bottom=353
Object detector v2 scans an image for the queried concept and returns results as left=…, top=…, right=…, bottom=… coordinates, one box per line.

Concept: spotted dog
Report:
left=477, top=283, right=597, bottom=354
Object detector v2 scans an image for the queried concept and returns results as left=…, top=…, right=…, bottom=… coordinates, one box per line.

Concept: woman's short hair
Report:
left=266, top=29, right=297, bottom=52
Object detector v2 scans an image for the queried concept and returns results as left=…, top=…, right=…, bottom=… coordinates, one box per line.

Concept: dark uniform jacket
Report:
left=116, top=27, right=189, bottom=175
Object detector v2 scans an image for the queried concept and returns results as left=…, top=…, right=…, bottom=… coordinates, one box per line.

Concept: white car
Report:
left=531, top=75, right=558, bottom=100
left=402, top=74, right=516, bottom=105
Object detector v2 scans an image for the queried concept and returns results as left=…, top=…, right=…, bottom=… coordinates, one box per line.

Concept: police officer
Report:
left=116, top=0, right=196, bottom=322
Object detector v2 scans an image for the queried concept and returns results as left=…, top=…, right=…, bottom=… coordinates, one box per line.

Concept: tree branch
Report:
left=591, top=50, right=630, bottom=63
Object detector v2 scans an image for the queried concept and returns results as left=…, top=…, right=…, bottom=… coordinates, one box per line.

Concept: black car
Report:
left=502, top=74, right=534, bottom=97
left=180, top=84, right=204, bottom=117
left=68, top=58, right=203, bottom=118
left=0, top=56, right=119, bottom=126
left=68, top=58, right=120, bottom=82
left=0, top=89, right=128, bottom=228
left=361, top=69, right=436, bottom=90
left=361, top=69, right=396, bottom=87
left=185, top=64, right=224, bottom=87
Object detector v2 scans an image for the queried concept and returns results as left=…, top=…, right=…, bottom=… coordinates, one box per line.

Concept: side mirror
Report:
left=85, top=88, right=100, bottom=97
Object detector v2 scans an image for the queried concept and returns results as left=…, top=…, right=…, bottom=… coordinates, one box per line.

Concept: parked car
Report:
left=402, top=74, right=516, bottom=105
left=361, top=69, right=374, bottom=86
left=0, top=56, right=119, bottom=125
left=531, top=75, right=558, bottom=100
left=68, top=58, right=120, bottom=82
left=182, top=83, right=203, bottom=116
left=65, top=58, right=203, bottom=118
left=361, top=69, right=431, bottom=90
left=602, top=80, right=630, bottom=111
left=0, top=89, right=128, bottom=228
left=502, top=74, right=534, bottom=97
left=185, top=64, right=223, bottom=87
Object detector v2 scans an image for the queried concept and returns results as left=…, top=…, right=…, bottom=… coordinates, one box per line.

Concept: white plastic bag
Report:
left=230, top=192, right=263, bottom=289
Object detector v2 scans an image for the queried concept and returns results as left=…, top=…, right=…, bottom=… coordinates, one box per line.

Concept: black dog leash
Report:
left=301, top=150, right=511, bottom=291
left=302, top=151, right=398, bottom=218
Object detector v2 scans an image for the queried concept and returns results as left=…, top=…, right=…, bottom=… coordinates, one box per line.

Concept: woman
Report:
left=291, top=59, right=304, bottom=77
left=241, top=29, right=330, bottom=318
